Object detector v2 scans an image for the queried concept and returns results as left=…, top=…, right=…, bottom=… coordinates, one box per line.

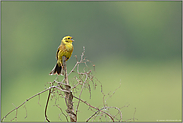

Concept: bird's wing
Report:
left=56, top=46, right=60, bottom=60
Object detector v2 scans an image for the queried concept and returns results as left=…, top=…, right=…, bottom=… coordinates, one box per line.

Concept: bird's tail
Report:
left=49, top=63, right=64, bottom=75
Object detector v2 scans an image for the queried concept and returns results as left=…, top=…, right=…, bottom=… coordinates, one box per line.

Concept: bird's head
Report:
left=62, top=36, right=74, bottom=45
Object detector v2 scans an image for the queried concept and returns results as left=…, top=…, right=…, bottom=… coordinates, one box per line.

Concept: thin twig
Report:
left=75, top=73, right=88, bottom=115
left=86, top=107, right=106, bottom=122
left=68, top=46, right=85, bottom=76
left=54, top=104, right=69, bottom=122
left=45, top=88, right=51, bottom=122
left=109, top=106, right=122, bottom=122
left=1, top=85, right=68, bottom=122
left=10, top=103, right=18, bottom=121
left=86, top=106, right=122, bottom=122
left=23, top=104, right=27, bottom=119
left=105, top=83, right=121, bottom=101
left=73, top=96, right=114, bottom=122
left=1, top=86, right=55, bottom=122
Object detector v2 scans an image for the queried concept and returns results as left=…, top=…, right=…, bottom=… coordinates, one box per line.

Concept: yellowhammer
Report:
left=49, top=36, right=74, bottom=75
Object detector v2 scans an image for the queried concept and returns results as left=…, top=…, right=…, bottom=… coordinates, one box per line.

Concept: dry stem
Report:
left=62, top=56, right=77, bottom=122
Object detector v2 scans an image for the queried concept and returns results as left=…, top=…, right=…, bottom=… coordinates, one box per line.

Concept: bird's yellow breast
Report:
left=56, top=43, right=73, bottom=65
left=65, top=43, right=73, bottom=52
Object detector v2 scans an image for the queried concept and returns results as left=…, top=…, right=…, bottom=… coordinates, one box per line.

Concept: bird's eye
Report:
left=68, top=38, right=70, bottom=39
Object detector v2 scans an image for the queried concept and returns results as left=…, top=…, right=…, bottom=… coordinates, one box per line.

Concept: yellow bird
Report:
left=49, top=36, right=74, bottom=75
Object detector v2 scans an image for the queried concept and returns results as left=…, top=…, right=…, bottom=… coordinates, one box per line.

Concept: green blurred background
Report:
left=1, top=1, right=182, bottom=122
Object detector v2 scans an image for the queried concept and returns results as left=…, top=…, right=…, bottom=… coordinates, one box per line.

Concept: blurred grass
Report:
left=1, top=1, right=182, bottom=122
left=95, top=57, right=181, bottom=121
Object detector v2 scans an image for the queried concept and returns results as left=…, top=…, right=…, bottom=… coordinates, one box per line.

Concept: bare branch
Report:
left=86, top=107, right=107, bottom=122
left=10, top=103, right=18, bottom=121
left=1, top=86, right=55, bottom=122
left=45, top=88, right=51, bottom=122
left=75, top=72, right=90, bottom=116
left=62, top=56, right=77, bottom=122
left=2, top=47, right=134, bottom=122
left=73, top=96, right=114, bottom=122
left=53, top=104, right=69, bottom=122
left=1, top=85, right=68, bottom=122
left=68, top=46, right=86, bottom=76
left=23, top=104, right=27, bottom=119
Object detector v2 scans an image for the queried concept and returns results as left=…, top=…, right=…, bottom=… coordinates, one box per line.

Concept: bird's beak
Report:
left=71, top=39, right=74, bottom=42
